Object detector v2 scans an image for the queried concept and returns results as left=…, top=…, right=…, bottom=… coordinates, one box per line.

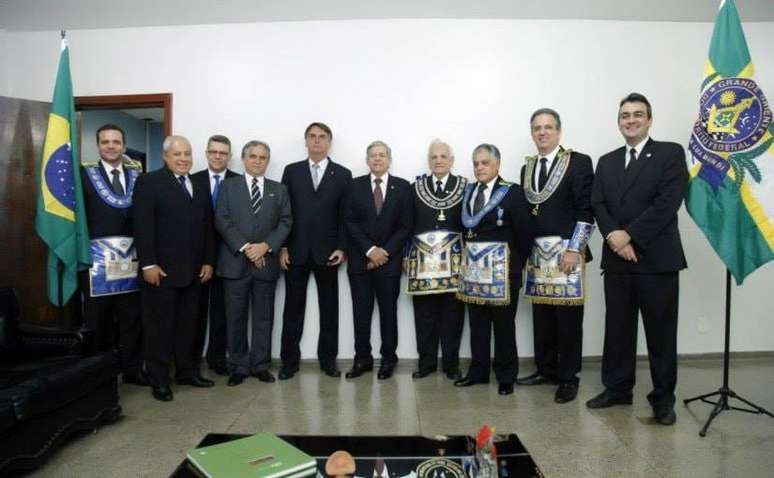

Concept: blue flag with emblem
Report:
left=34, top=35, right=92, bottom=306
left=686, top=0, right=774, bottom=285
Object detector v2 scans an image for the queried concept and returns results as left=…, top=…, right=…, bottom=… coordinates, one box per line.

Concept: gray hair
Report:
left=472, top=143, right=501, bottom=162
left=162, top=135, right=190, bottom=152
left=427, top=139, right=454, bottom=159
left=366, top=140, right=392, bottom=160
left=241, top=140, right=271, bottom=159
left=530, top=108, right=562, bottom=130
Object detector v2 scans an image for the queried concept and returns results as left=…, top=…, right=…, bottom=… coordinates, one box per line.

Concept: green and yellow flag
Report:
left=34, top=36, right=91, bottom=306
left=686, top=0, right=774, bottom=285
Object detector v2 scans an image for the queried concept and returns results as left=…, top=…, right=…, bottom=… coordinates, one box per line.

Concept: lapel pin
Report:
left=269, top=193, right=275, bottom=197
left=646, top=153, right=652, bottom=158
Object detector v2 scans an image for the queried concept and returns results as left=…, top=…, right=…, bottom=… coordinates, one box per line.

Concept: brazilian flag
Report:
left=34, top=37, right=91, bottom=306
left=686, top=0, right=774, bottom=285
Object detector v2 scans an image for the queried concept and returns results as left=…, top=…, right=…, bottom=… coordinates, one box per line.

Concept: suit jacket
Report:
left=520, top=149, right=595, bottom=261
left=591, top=138, right=688, bottom=273
left=215, top=176, right=292, bottom=281
left=410, top=174, right=465, bottom=234
left=345, top=174, right=412, bottom=276
left=132, top=167, right=216, bottom=288
left=281, top=158, right=353, bottom=266
left=464, top=177, right=533, bottom=288
left=191, top=168, right=239, bottom=243
left=81, top=161, right=136, bottom=238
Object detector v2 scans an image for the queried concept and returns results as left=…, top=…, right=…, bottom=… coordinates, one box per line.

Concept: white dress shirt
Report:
left=431, top=173, right=449, bottom=195
left=468, top=176, right=499, bottom=213
left=532, top=145, right=561, bottom=191
left=208, top=168, right=227, bottom=194
left=624, top=136, right=650, bottom=168
left=101, top=160, right=126, bottom=193
left=309, top=157, right=329, bottom=184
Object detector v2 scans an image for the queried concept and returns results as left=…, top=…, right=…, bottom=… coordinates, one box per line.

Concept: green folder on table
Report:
left=186, top=432, right=317, bottom=478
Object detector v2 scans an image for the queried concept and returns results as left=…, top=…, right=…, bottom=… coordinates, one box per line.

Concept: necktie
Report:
left=251, top=177, right=262, bottom=214
left=373, top=177, right=384, bottom=215
left=312, top=164, right=320, bottom=190
left=178, top=175, right=191, bottom=200
left=627, top=147, right=637, bottom=169
left=473, top=183, right=487, bottom=215
left=435, top=179, right=444, bottom=196
left=212, top=174, right=221, bottom=209
left=111, top=169, right=125, bottom=196
left=538, top=157, right=548, bottom=190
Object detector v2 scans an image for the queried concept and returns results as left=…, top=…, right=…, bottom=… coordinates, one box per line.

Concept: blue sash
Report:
left=461, top=183, right=511, bottom=229
left=85, top=165, right=138, bottom=208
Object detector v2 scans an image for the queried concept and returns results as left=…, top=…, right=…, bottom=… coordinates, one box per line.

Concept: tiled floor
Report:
left=26, top=357, right=774, bottom=477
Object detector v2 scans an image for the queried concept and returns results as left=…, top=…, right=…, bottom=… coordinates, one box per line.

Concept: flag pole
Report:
left=683, top=270, right=774, bottom=436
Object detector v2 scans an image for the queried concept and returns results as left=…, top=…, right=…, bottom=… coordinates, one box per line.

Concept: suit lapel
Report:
left=621, top=139, right=653, bottom=195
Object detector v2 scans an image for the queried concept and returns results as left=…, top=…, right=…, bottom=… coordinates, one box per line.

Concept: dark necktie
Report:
left=435, top=179, right=444, bottom=196
left=212, top=174, right=221, bottom=209
left=250, top=177, right=262, bottom=214
left=473, top=183, right=487, bottom=215
left=111, top=169, right=125, bottom=196
left=177, top=175, right=191, bottom=200
left=374, top=178, right=384, bottom=215
left=627, top=147, right=638, bottom=170
left=538, top=157, right=548, bottom=190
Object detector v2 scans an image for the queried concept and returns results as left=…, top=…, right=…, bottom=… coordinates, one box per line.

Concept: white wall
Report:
left=6, top=19, right=774, bottom=359
left=0, top=29, right=8, bottom=96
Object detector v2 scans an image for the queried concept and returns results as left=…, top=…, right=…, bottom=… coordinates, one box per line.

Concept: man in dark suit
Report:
left=454, top=144, right=533, bottom=396
left=79, top=124, right=145, bottom=385
left=517, top=108, right=595, bottom=404
left=407, top=140, right=467, bottom=381
left=215, top=140, right=292, bottom=386
left=278, top=122, right=353, bottom=380
left=588, top=93, right=688, bottom=426
left=191, top=134, right=240, bottom=376
left=344, top=141, right=411, bottom=380
left=133, top=135, right=217, bottom=401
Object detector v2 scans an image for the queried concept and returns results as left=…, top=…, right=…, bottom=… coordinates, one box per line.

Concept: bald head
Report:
left=162, top=135, right=193, bottom=176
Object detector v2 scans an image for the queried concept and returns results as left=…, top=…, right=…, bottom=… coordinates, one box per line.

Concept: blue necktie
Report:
left=212, top=174, right=221, bottom=208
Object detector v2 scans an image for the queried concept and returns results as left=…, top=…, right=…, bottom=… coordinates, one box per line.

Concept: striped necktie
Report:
left=250, top=177, right=262, bottom=214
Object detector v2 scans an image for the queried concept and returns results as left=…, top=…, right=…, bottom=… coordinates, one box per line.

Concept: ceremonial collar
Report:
left=415, top=173, right=467, bottom=210
left=85, top=163, right=139, bottom=209
left=461, top=179, right=511, bottom=229
left=524, top=148, right=573, bottom=205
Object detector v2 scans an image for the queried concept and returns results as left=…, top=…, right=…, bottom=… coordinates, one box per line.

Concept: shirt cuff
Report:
left=366, top=246, right=376, bottom=257
left=239, top=243, right=250, bottom=253
left=142, top=265, right=157, bottom=271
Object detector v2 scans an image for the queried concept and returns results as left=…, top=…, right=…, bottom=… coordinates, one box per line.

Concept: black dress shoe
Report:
left=586, top=390, right=633, bottom=409
left=412, top=369, right=435, bottom=379
left=227, top=373, right=246, bottom=387
left=454, top=377, right=489, bottom=387
left=123, top=370, right=149, bottom=386
left=209, top=363, right=228, bottom=376
left=176, top=376, right=215, bottom=388
left=377, top=364, right=395, bottom=380
left=554, top=383, right=579, bottom=404
left=444, top=369, right=463, bottom=381
left=278, top=368, right=297, bottom=380
left=498, top=383, right=514, bottom=395
left=252, top=370, right=276, bottom=383
left=345, top=362, right=373, bottom=379
left=516, top=372, right=558, bottom=386
left=321, top=366, right=341, bottom=378
left=152, top=386, right=173, bottom=402
left=654, top=406, right=677, bottom=426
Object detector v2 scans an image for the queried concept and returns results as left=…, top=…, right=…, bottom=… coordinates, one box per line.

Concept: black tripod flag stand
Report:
left=683, top=269, right=774, bottom=436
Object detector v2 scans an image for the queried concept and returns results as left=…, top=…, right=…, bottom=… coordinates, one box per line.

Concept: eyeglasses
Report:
left=207, top=150, right=230, bottom=156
